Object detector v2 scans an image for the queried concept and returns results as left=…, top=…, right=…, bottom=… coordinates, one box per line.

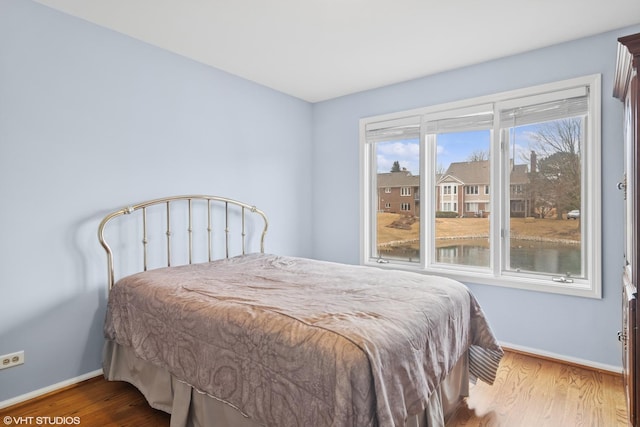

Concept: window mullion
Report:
left=491, top=118, right=506, bottom=278
left=366, top=142, right=377, bottom=260
left=422, top=132, right=433, bottom=269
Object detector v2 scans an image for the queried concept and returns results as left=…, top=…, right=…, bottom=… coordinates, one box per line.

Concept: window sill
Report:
left=363, top=259, right=601, bottom=299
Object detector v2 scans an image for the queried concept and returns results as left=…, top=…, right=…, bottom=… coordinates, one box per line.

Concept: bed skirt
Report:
left=103, top=340, right=469, bottom=427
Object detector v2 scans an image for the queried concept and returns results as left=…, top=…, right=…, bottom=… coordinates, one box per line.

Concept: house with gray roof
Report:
left=437, top=160, right=532, bottom=217
left=376, top=160, right=533, bottom=219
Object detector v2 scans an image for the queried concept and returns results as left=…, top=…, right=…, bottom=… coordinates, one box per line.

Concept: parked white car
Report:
left=567, top=210, right=580, bottom=220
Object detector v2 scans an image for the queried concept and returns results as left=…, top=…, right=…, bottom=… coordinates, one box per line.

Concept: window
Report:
left=385, top=187, right=391, bottom=193
left=466, top=202, right=479, bottom=212
left=443, top=185, right=457, bottom=195
left=442, top=202, right=457, bottom=212
left=512, top=201, right=524, bottom=212
left=364, top=117, right=421, bottom=262
left=465, top=186, right=479, bottom=195
left=360, top=75, right=601, bottom=298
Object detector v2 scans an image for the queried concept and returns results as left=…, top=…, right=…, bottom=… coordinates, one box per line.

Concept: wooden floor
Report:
left=0, top=350, right=628, bottom=427
left=0, top=378, right=170, bottom=427
left=448, top=351, right=628, bottom=427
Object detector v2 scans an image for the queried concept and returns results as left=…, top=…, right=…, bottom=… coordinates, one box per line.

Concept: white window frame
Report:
left=359, top=75, right=601, bottom=298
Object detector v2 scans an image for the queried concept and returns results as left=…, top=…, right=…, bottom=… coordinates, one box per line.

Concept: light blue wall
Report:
left=311, top=24, right=640, bottom=368
left=0, top=1, right=313, bottom=402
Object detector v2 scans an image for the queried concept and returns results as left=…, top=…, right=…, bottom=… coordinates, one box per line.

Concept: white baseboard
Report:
left=500, top=341, right=622, bottom=375
left=0, top=369, right=103, bottom=410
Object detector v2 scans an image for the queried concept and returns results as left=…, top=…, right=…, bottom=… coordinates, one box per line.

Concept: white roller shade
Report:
left=499, top=86, right=589, bottom=127
left=365, top=116, right=421, bottom=142
left=425, top=104, right=494, bottom=134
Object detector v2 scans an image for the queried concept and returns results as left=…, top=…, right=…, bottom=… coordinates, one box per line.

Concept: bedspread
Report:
left=104, top=253, right=502, bottom=427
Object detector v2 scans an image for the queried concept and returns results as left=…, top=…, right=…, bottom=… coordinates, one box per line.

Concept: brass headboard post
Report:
left=98, top=195, right=268, bottom=290
left=242, top=206, right=247, bottom=255
left=142, top=207, right=149, bottom=271
left=225, top=201, right=230, bottom=259
left=207, top=200, right=213, bottom=262
left=165, top=201, right=172, bottom=267
left=188, top=198, right=193, bottom=265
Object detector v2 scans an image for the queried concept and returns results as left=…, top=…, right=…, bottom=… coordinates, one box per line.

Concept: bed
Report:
left=98, top=195, right=503, bottom=427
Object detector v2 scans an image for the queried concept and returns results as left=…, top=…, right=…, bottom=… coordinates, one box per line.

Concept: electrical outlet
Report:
left=0, top=351, right=24, bottom=370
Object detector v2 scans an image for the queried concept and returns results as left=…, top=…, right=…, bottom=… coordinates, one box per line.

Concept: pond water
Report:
left=382, top=239, right=581, bottom=276
left=437, top=240, right=581, bottom=276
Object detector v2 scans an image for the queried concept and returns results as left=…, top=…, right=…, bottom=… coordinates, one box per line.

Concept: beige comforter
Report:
left=104, top=253, right=502, bottom=427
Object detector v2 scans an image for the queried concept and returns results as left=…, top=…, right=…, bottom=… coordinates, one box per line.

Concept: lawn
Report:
left=376, top=213, right=580, bottom=248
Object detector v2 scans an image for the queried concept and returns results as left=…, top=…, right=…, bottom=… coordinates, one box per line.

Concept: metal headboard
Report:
left=98, top=195, right=269, bottom=289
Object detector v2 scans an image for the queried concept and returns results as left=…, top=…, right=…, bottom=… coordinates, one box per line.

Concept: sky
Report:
left=376, top=127, right=538, bottom=175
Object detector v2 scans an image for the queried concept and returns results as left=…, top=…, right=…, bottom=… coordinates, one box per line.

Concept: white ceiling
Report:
left=34, top=0, right=640, bottom=102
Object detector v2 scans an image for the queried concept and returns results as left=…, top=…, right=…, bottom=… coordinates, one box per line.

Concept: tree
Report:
left=391, top=160, right=401, bottom=172
left=467, top=150, right=489, bottom=162
left=525, top=118, right=581, bottom=219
